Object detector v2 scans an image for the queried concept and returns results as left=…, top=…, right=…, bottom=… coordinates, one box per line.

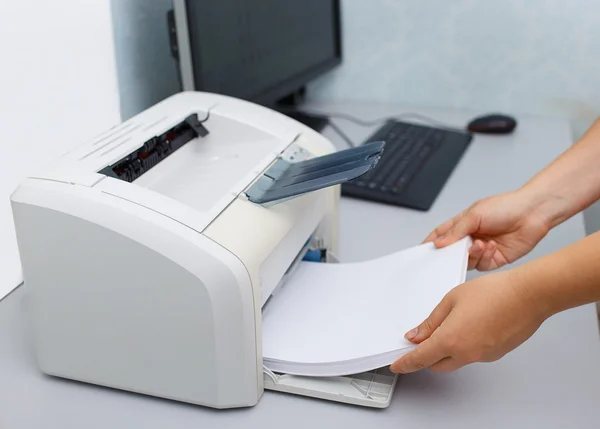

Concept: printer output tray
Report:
left=246, top=141, right=385, bottom=204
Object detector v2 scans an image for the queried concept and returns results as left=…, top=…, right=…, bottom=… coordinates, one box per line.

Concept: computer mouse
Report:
left=467, top=114, right=517, bottom=134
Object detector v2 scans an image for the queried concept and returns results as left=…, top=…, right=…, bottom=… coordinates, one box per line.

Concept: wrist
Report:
left=515, top=184, right=573, bottom=231
left=509, top=244, right=582, bottom=320
left=507, top=266, right=557, bottom=323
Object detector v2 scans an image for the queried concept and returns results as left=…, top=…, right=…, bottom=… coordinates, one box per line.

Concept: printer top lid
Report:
left=23, top=93, right=308, bottom=232
left=25, top=92, right=383, bottom=234
left=34, top=92, right=299, bottom=185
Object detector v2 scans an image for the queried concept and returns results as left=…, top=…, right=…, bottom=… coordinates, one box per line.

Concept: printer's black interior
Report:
left=99, top=113, right=208, bottom=183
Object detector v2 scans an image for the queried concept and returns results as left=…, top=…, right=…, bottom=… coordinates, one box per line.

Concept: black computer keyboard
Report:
left=341, top=120, right=473, bottom=211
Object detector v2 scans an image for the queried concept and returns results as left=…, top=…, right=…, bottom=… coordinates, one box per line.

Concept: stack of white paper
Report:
left=262, top=237, right=471, bottom=377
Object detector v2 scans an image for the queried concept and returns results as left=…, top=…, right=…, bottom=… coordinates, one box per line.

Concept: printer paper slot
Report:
left=245, top=141, right=385, bottom=204
left=263, top=366, right=398, bottom=408
left=99, top=113, right=208, bottom=183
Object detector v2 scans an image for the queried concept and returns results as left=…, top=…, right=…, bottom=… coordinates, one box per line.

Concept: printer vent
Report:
left=142, top=116, right=169, bottom=132
left=98, top=113, right=209, bottom=183
left=90, top=121, right=139, bottom=147
left=81, top=124, right=143, bottom=161
left=81, top=117, right=170, bottom=162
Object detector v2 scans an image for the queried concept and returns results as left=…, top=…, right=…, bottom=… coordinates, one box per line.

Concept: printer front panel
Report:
left=204, top=188, right=334, bottom=306
left=203, top=133, right=341, bottom=379
left=10, top=178, right=261, bottom=409
left=79, top=93, right=303, bottom=236
left=203, top=127, right=341, bottom=307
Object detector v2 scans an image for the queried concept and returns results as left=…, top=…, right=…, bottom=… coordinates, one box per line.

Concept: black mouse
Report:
left=467, top=114, right=517, bottom=134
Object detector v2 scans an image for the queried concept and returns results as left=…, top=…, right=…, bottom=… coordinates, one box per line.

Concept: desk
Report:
left=1, top=102, right=600, bottom=428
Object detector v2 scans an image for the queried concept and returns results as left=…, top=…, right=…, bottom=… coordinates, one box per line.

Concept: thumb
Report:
left=405, top=296, right=453, bottom=344
left=434, top=210, right=480, bottom=248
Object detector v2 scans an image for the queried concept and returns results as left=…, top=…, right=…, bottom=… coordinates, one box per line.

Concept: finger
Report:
left=434, top=211, right=480, bottom=248
left=467, top=239, right=485, bottom=270
left=423, top=216, right=459, bottom=244
left=390, top=337, right=449, bottom=374
left=429, top=357, right=465, bottom=373
left=405, top=296, right=453, bottom=344
left=491, top=247, right=510, bottom=269
left=476, top=241, right=497, bottom=271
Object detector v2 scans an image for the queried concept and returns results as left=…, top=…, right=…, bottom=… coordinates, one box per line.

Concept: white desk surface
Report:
left=1, top=101, right=599, bottom=428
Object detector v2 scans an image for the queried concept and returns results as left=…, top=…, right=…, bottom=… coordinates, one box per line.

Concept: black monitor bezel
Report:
left=184, top=0, right=342, bottom=106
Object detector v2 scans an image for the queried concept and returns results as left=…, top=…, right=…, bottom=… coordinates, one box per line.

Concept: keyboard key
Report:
left=397, top=158, right=424, bottom=185
left=418, top=145, right=433, bottom=159
left=384, top=159, right=410, bottom=184
left=393, top=182, right=407, bottom=194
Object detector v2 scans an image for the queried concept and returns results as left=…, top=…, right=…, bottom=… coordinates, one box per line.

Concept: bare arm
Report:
left=520, top=117, right=600, bottom=229
left=517, top=230, right=600, bottom=318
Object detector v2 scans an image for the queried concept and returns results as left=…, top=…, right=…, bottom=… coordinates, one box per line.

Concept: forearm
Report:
left=512, top=231, right=600, bottom=319
left=519, top=118, right=600, bottom=228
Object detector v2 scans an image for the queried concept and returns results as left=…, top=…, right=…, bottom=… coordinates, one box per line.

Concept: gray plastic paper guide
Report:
left=245, top=141, right=385, bottom=204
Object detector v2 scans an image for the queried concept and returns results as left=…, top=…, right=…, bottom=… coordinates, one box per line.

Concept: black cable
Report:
left=327, top=120, right=357, bottom=148
left=199, top=105, right=216, bottom=123
left=199, top=110, right=210, bottom=123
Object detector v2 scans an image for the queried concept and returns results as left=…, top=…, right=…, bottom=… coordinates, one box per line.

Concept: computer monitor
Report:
left=169, top=0, right=341, bottom=130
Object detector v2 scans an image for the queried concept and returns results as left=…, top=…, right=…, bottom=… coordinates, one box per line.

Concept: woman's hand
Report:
left=424, top=190, right=556, bottom=271
left=390, top=269, right=548, bottom=374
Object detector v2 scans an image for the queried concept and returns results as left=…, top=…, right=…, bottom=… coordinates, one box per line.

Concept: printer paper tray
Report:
left=246, top=141, right=385, bottom=205
left=263, top=366, right=398, bottom=408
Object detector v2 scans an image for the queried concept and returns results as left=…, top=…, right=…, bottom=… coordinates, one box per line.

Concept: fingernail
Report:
left=405, top=327, right=419, bottom=340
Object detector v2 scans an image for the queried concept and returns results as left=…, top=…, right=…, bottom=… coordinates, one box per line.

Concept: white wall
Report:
left=309, top=0, right=600, bottom=138
left=308, top=0, right=600, bottom=234
left=0, top=0, right=121, bottom=298
left=110, top=0, right=181, bottom=120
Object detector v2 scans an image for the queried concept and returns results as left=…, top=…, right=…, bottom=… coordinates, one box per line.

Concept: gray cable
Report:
left=295, top=109, right=468, bottom=134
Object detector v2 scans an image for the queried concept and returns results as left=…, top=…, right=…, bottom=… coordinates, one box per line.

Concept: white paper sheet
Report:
left=262, top=237, right=470, bottom=376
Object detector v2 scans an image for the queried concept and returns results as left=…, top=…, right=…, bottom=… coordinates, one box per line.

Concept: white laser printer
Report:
left=10, top=92, right=398, bottom=409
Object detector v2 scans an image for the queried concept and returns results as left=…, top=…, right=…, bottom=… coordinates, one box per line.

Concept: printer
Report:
left=10, top=91, right=395, bottom=409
